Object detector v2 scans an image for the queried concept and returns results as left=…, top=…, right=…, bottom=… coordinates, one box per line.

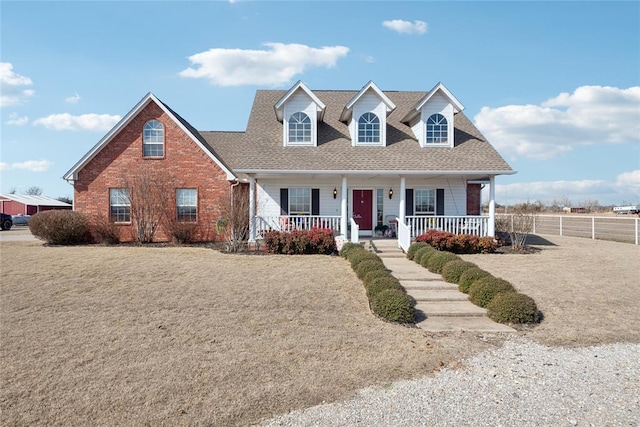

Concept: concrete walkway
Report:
left=368, top=239, right=515, bottom=333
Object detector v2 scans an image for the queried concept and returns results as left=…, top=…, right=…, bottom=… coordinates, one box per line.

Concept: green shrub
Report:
left=487, top=292, right=541, bottom=324
left=415, top=230, right=497, bottom=254
left=458, top=267, right=492, bottom=293
left=426, top=251, right=461, bottom=274
left=355, top=259, right=387, bottom=280
left=441, top=260, right=477, bottom=284
left=417, top=246, right=437, bottom=268
left=371, top=288, right=415, bottom=323
left=29, top=210, right=91, bottom=245
left=339, top=242, right=363, bottom=258
left=348, top=251, right=382, bottom=269
left=366, top=275, right=403, bottom=300
left=407, top=242, right=429, bottom=260
left=468, top=276, right=516, bottom=308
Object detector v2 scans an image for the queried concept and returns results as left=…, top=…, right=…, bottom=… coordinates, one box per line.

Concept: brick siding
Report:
left=74, top=102, right=231, bottom=242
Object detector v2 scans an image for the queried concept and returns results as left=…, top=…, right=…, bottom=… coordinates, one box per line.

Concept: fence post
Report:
left=533, top=216, right=536, bottom=234
left=636, top=217, right=638, bottom=245
left=592, top=217, right=595, bottom=240
left=559, top=216, right=563, bottom=236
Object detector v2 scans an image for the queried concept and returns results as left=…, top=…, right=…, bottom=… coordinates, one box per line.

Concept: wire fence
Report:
left=497, top=214, right=639, bottom=245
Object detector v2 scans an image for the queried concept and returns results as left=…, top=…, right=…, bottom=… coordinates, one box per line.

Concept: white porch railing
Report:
left=396, top=217, right=410, bottom=252
left=350, top=218, right=359, bottom=243
left=255, top=215, right=341, bottom=238
left=405, top=215, right=489, bottom=238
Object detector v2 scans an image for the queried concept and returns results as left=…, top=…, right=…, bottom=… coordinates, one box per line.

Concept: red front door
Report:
left=352, top=190, right=373, bottom=231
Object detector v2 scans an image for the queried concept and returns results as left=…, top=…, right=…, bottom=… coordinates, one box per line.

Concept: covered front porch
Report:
left=245, top=172, right=500, bottom=248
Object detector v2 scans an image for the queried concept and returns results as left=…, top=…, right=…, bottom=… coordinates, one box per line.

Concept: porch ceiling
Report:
left=238, top=171, right=498, bottom=182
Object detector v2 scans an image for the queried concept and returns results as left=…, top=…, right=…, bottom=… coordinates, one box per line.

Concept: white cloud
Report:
left=179, top=42, right=350, bottom=86
left=65, top=92, right=81, bottom=104
left=33, top=113, right=121, bottom=131
left=382, top=19, right=428, bottom=35
left=1, top=160, right=53, bottom=172
left=7, top=113, right=29, bottom=126
left=0, top=62, right=35, bottom=107
left=491, top=170, right=640, bottom=205
left=475, top=85, right=640, bottom=160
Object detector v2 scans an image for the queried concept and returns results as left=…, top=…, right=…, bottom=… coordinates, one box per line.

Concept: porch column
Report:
left=399, top=176, right=406, bottom=224
left=488, top=175, right=496, bottom=237
left=249, top=175, right=256, bottom=242
left=340, top=176, right=348, bottom=239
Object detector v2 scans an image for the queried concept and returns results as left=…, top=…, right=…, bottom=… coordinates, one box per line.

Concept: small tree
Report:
left=216, top=184, right=249, bottom=252
left=496, top=207, right=535, bottom=250
left=24, top=186, right=43, bottom=196
left=122, top=165, right=174, bottom=243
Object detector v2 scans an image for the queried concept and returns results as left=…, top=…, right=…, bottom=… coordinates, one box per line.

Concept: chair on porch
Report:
left=384, top=215, right=397, bottom=238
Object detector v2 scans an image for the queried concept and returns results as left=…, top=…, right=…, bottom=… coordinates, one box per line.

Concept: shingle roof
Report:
left=200, top=89, right=514, bottom=174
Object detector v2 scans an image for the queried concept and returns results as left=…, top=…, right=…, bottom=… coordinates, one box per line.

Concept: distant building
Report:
left=0, top=194, right=72, bottom=215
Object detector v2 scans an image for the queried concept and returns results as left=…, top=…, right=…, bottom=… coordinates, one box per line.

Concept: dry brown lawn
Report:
left=1, top=234, right=638, bottom=426
left=0, top=241, right=496, bottom=427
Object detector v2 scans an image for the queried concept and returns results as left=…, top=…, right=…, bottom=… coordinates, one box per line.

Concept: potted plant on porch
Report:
left=374, top=224, right=389, bottom=237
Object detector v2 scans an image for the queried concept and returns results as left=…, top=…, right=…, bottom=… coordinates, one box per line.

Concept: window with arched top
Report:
left=426, top=113, right=448, bottom=144
left=143, top=120, right=164, bottom=157
left=358, top=112, right=380, bottom=143
left=288, top=112, right=311, bottom=143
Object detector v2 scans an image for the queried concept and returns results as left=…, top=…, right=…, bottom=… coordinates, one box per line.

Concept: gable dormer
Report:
left=340, top=81, right=396, bottom=147
left=401, top=82, right=464, bottom=148
left=275, top=81, right=326, bottom=147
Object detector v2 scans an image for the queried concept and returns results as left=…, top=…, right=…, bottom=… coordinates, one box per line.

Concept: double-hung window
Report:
left=110, top=188, right=130, bottom=222
left=288, top=112, right=311, bottom=144
left=415, top=189, right=435, bottom=215
left=143, top=120, right=164, bottom=157
left=289, top=188, right=311, bottom=215
left=426, top=113, right=448, bottom=144
left=357, top=112, right=380, bottom=144
left=176, top=189, right=197, bottom=222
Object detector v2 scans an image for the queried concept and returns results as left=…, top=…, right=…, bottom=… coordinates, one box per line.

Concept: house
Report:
left=64, top=81, right=515, bottom=247
left=0, top=194, right=72, bottom=215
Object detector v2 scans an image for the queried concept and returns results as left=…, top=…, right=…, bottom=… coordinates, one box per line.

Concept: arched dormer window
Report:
left=143, top=120, right=164, bottom=157
left=288, top=112, right=311, bottom=143
left=426, top=113, right=448, bottom=144
left=357, top=112, right=380, bottom=144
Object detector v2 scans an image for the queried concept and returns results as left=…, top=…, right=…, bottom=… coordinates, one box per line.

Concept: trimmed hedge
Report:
left=355, top=259, right=387, bottom=280
left=426, top=251, right=460, bottom=274
left=417, top=246, right=437, bottom=268
left=406, top=242, right=430, bottom=260
left=441, top=260, right=478, bottom=284
left=349, top=250, right=383, bottom=269
left=29, top=210, right=91, bottom=245
left=468, top=276, right=515, bottom=308
left=371, top=289, right=415, bottom=324
left=415, top=229, right=497, bottom=254
left=264, top=228, right=336, bottom=255
left=339, top=242, right=363, bottom=258
left=458, top=267, right=492, bottom=294
left=486, top=292, right=541, bottom=324
left=366, top=275, right=404, bottom=301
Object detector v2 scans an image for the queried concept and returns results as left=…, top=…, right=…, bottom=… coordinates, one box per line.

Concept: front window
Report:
left=415, top=189, right=435, bottom=215
left=143, top=120, right=164, bottom=157
left=289, top=188, right=310, bottom=215
left=288, top=112, right=311, bottom=143
left=357, top=112, right=380, bottom=144
left=109, top=188, right=130, bottom=222
left=426, top=113, right=448, bottom=144
left=176, top=189, right=197, bottom=222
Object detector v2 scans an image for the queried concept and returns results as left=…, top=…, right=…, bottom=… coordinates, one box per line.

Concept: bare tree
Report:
left=24, top=186, right=43, bottom=196
left=216, top=183, right=249, bottom=252
left=122, top=165, right=174, bottom=243
left=496, top=207, right=535, bottom=250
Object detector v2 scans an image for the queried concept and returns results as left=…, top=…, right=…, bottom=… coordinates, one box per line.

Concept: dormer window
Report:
left=426, top=113, right=448, bottom=144
left=288, top=112, right=312, bottom=144
left=143, top=120, right=164, bottom=157
left=358, top=112, right=380, bottom=144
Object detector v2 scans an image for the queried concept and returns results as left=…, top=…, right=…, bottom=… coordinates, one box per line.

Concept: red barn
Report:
left=0, top=194, right=72, bottom=215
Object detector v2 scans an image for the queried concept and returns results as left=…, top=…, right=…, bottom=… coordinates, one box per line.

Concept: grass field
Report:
left=0, top=241, right=497, bottom=426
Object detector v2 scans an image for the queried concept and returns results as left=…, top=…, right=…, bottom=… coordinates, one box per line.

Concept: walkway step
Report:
left=415, top=301, right=487, bottom=317
left=409, top=289, right=469, bottom=302
left=401, top=280, right=456, bottom=289
left=417, top=316, right=517, bottom=333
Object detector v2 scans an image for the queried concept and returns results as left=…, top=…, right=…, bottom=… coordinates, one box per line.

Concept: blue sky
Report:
left=1, top=0, right=639, bottom=207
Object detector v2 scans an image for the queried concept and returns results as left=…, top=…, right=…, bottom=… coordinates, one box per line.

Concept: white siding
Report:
left=282, top=92, right=317, bottom=146
left=257, top=179, right=342, bottom=217
left=405, top=177, right=467, bottom=215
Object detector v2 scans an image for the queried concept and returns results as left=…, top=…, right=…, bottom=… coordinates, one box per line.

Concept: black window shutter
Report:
left=436, top=189, right=445, bottom=215
left=311, top=189, right=320, bottom=215
left=405, top=189, right=414, bottom=216
left=280, top=189, right=289, bottom=215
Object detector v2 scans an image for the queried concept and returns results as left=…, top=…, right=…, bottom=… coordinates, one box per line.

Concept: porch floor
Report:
left=367, top=239, right=515, bottom=333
